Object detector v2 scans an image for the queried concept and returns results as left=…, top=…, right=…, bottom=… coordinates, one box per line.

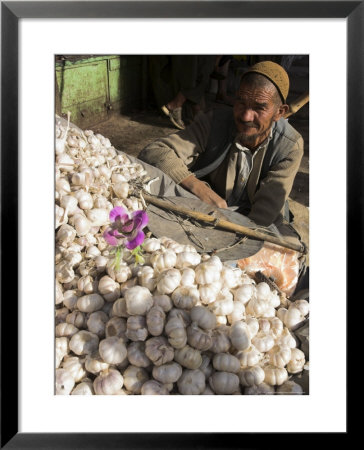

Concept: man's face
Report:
left=233, top=80, right=281, bottom=148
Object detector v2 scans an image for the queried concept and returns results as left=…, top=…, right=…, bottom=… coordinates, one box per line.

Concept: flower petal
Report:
left=120, top=219, right=134, bottom=234
left=125, top=230, right=145, bottom=250
left=103, top=229, right=120, bottom=246
left=131, top=210, right=149, bottom=230
left=109, top=206, right=128, bottom=223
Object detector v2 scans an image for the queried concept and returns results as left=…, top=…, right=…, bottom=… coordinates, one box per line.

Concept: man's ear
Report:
left=274, top=103, right=290, bottom=121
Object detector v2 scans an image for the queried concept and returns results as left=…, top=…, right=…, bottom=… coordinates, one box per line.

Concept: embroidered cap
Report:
left=240, top=61, right=290, bottom=103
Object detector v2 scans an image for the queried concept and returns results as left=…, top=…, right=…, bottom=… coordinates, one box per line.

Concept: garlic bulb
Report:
left=156, top=269, right=181, bottom=295
left=174, top=345, right=202, bottom=369
left=251, top=332, right=275, bottom=353
left=276, top=380, right=303, bottom=395
left=56, top=322, right=79, bottom=338
left=268, top=345, right=292, bottom=368
left=61, top=356, right=86, bottom=382
left=210, top=326, right=231, bottom=354
left=123, top=365, right=149, bottom=394
left=172, top=286, right=199, bottom=310
left=238, top=366, right=265, bottom=387
left=77, top=294, right=104, bottom=313
left=126, top=315, right=148, bottom=342
left=105, top=317, right=127, bottom=339
left=85, top=352, right=109, bottom=374
left=244, top=382, right=275, bottom=395
left=152, top=362, right=183, bottom=384
left=187, top=323, right=212, bottom=351
left=190, top=305, right=217, bottom=330
left=151, top=249, right=177, bottom=271
left=177, top=369, right=205, bottom=395
left=69, top=330, right=99, bottom=355
left=287, top=348, right=306, bottom=374
left=71, top=379, right=94, bottom=395
left=87, top=311, right=108, bottom=337
left=263, top=365, right=288, bottom=386
left=209, top=372, right=239, bottom=395
left=146, top=306, right=165, bottom=336
left=141, top=380, right=169, bottom=395
left=55, top=337, right=69, bottom=368
left=145, top=336, right=174, bottom=366
left=229, top=321, right=251, bottom=351
left=153, top=294, right=173, bottom=312
left=127, top=342, right=152, bottom=368
left=235, top=345, right=263, bottom=368
left=165, top=317, right=187, bottom=349
left=94, top=368, right=124, bottom=395
left=125, top=286, right=153, bottom=315
left=99, top=336, right=128, bottom=365
left=180, top=268, right=196, bottom=286
left=56, top=369, right=75, bottom=395
left=212, top=353, right=240, bottom=373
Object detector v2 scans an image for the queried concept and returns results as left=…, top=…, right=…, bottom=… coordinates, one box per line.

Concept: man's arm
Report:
left=139, top=111, right=227, bottom=208
left=248, top=137, right=304, bottom=226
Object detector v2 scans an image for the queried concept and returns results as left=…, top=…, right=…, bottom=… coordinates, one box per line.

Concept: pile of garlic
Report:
left=55, top=116, right=309, bottom=395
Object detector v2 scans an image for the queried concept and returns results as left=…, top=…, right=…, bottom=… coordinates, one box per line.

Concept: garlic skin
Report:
left=71, top=379, right=94, bottom=395
left=268, top=345, right=292, bottom=368
left=105, top=317, right=127, bottom=339
left=172, top=286, right=199, bottom=310
left=141, top=380, right=169, bottom=395
left=156, top=269, right=181, bottom=295
left=212, top=353, right=240, bottom=373
left=210, top=326, right=231, bottom=354
left=177, top=369, right=206, bottom=395
left=126, top=315, right=148, bottom=342
left=94, top=368, right=124, bottom=395
left=230, top=321, right=251, bottom=351
left=276, top=380, right=304, bottom=395
left=165, top=317, right=187, bottom=349
left=209, top=372, right=240, bottom=395
left=174, top=345, right=202, bottom=369
left=85, top=352, right=110, bottom=375
left=87, top=311, right=108, bottom=337
left=190, top=305, right=217, bottom=330
left=127, top=342, right=151, bottom=368
left=56, top=323, right=79, bottom=338
left=146, top=306, right=165, bottom=336
left=235, top=345, right=263, bottom=368
left=152, top=362, right=183, bottom=384
left=123, top=365, right=149, bottom=394
left=77, top=294, right=104, bottom=313
left=55, top=337, right=69, bottom=368
left=263, top=365, right=288, bottom=386
left=187, top=323, right=212, bottom=351
left=244, top=382, right=275, bottom=395
left=124, top=286, right=153, bottom=316
left=287, top=348, right=306, bottom=374
left=56, top=369, right=75, bottom=395
left=69, top=331, right=99, bottom=356
left=145, top=336, right=174, bottom=366
left=61, top=356, right=86, bottom=382
left=251, top=332, right=275, bottom=353
left=152, top=294, right=173, bottom=312
left=99, top=337, right=128, bottom=365
left=238, top=366, right=265, bottom=387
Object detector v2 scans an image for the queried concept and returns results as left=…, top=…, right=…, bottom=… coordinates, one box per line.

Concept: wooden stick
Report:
left=284, top=91, right=309, bottom=118
left=143, top=193, right=307, bottom=254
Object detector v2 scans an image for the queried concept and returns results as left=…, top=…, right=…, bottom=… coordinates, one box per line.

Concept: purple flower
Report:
left=103, top=206, right=148, bottom=250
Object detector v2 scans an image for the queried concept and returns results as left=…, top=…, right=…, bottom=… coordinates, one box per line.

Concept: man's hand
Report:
left=180, top=175, right=228, bottom=209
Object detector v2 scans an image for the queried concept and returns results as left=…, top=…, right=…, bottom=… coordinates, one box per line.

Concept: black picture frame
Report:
left=1, top=1, right=357, bottom=448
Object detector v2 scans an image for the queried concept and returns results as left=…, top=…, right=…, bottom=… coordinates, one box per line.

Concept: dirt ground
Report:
left=91, top=58, right=309, bottom=263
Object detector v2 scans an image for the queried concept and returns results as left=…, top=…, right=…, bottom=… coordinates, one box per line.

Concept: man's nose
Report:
left=240, top=107, right=255, bottom=122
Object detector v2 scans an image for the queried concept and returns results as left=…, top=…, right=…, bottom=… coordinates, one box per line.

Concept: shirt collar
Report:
left=234, top=123, right=275, bottom=153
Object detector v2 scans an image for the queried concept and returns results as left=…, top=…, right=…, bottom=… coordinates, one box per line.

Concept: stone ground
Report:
left=91, top=58, right=309, bottom=263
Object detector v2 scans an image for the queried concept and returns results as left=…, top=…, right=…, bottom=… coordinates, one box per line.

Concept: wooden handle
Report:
left=143, top=193, right=307, bottom=254
left=284, top=91, right=309, bottom=118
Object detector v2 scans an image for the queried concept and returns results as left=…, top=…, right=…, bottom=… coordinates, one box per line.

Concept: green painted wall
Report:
left=56, top=55, right=147, bottom=128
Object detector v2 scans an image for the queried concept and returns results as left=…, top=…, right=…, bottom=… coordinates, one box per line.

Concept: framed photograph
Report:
left=1, top=1, right=358, bottom=447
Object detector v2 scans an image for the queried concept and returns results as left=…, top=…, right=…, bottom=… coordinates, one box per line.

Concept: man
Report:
left=139, top=61, right=304, bottom=228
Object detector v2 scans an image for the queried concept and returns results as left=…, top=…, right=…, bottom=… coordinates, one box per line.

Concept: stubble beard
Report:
left=237, top=118, right=275, bottom=148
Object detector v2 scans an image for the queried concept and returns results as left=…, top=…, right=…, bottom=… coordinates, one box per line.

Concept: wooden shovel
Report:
left=142, top=193, right=307, bottom=254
